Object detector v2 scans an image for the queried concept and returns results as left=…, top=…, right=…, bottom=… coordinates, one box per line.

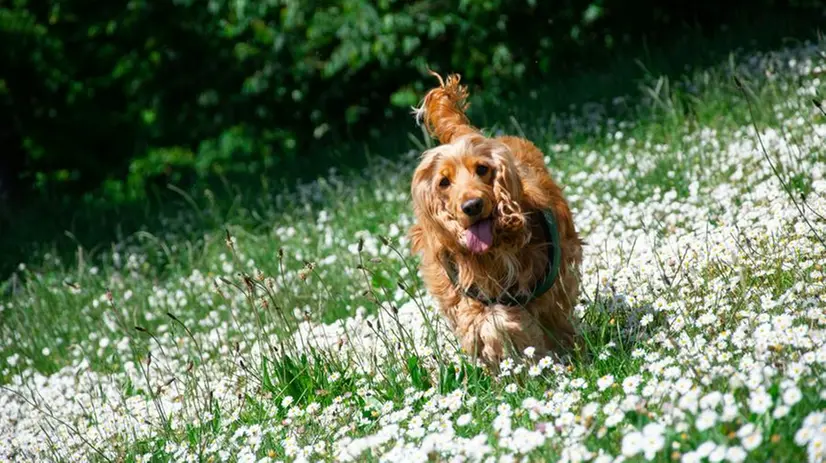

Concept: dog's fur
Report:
left=409, top=72, right=583, bottom=369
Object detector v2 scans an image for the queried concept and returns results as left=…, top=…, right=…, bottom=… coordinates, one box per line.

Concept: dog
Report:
left=408, top=72, right=583, bottom=370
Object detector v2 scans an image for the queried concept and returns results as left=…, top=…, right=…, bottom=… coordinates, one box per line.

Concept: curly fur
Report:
left=409, top=71, right=584, bottom=370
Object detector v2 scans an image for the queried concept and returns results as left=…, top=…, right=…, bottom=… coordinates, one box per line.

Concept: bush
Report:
left=0, top=0, right=822, bottom=201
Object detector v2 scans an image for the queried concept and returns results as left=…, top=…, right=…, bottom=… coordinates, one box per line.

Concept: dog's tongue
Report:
left=466, top=219, right=493, bottom=254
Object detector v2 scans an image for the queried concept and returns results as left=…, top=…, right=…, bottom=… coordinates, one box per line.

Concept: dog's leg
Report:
left=454, top=304, right=549, bottom=370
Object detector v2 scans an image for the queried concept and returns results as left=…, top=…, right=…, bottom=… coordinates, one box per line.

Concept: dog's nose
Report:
left=461, top=198, right=484, bottom=216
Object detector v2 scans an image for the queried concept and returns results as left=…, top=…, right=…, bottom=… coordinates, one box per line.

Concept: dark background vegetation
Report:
left=1, top=0, right=824, bottom=279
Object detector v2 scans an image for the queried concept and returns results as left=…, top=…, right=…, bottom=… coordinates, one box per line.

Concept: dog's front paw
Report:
left=457, top=305, right=547, bottom=371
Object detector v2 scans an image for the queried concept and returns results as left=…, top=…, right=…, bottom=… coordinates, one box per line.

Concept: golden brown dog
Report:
left=408, top=72, right=583, bottom=370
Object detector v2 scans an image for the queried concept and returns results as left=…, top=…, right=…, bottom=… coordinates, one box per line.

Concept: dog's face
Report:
left=411, top=134, right=527, bottom=255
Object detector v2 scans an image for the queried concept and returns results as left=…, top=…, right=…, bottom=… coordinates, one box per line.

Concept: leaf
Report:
left=140, top=109, right=156, bottom=125
left=407, top=355, right=431, bottom=390
left=582, top=3, right=604, bottom=24
left=261, top=359, right=276, bottom=393
left=389, top=88, right=417, bottom=108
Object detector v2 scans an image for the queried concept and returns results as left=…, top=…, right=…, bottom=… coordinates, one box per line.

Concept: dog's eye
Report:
left=475, top=164, right=489, bottom=176
left=439, top=177, right=451, bottom=188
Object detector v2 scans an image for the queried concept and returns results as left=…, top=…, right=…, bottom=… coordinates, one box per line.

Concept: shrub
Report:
left=0, top=0, right=821, bottom=201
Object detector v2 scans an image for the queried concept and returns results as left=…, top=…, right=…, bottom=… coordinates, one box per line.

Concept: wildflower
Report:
left=641, top=423, right=666, bottom=460
left=695, top=410, right=718, bottom=431
left=523, top=346, right=536, bottom=358
left=725, top=446, right=747, bottom=463
left=782, top=386, right=802, bottom=406
left=748, top=388, right=772, bottom=415
left=571, top=378, right=587, bottom=389
left=456, top=414, right=472, bottom=427
left=538, top=357, right=553, bottom=369
left=605, top=411, right=624, bottom=428
left=597, top=375, right=615, bottom=391
left=622, top=375, right=641, bottom=394
left=773, top=405, right=790, bottom=419
left=621, top=431, right=644, bottom=458
left=500, top=358, right=515, bottom=371
left=795, top=426, right=814, bottom=446
left=741, top=431, right=763, bottom=451
left=708, top=445, right=727, bottom=463
left=581, top=402, right=599, bottom=420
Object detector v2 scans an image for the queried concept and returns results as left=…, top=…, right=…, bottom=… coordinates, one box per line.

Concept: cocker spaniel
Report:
left=408, top=72, right=583, bottom=370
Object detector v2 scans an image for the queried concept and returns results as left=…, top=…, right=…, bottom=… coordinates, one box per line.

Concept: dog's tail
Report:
left=412, top=70, right=479, bottom=144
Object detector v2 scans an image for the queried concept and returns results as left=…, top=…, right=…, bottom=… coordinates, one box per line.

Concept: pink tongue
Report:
left=466, top=219, right=493, bottom=254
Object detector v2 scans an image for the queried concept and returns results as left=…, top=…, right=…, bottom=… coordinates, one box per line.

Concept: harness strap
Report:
left=444, top=209, right=562, bottom=306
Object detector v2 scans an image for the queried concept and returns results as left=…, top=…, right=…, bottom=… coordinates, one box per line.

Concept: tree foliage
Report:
left=0, top=0, right=821, bottom=200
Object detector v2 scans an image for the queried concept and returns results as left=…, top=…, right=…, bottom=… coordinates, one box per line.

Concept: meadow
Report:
left=1, top=35, right=826, bottom=462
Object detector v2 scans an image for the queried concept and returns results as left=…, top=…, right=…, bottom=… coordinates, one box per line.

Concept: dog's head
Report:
left=410, top=134, right=528, bottom=256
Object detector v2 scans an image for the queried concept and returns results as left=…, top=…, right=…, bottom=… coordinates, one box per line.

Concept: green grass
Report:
left=2, top=19, right=826, bottom=463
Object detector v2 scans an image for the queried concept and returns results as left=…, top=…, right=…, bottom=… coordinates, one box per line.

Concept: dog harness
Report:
left=443, top=209, right=562, bottom=307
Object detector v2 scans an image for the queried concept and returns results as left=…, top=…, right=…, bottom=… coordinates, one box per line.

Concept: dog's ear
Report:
left=410, top=146, right=442, bottom=221
left=409, top=147, right=441, bottom=255
left=490, top=142, right=526, bottom=234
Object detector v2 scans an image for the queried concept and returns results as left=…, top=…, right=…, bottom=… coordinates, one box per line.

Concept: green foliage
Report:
left=406, top=354, right=432, bottom=391
left=0, top=0, right=822, bottom=199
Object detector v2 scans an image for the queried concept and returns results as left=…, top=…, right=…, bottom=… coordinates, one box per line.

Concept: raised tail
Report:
left=412, top=70, right=480, bottom=145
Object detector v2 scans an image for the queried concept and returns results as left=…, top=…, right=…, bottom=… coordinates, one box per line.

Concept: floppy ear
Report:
left=411, top=148, right=440, bottom=220
left=409, top=148, right=442, bottom=255
left=490, top=143, right=526, bottom=234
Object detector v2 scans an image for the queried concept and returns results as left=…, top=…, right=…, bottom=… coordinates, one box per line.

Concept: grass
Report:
left=2, top=20, right=826, bottom=463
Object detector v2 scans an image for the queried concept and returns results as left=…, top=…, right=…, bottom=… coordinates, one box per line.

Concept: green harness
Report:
left=443, top=209, right=562, bottom=307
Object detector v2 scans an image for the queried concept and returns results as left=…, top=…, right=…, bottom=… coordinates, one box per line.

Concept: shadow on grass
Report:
left=0, top=9, right=823, bottom=286
left=573, top=291, right=657, bottom=372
